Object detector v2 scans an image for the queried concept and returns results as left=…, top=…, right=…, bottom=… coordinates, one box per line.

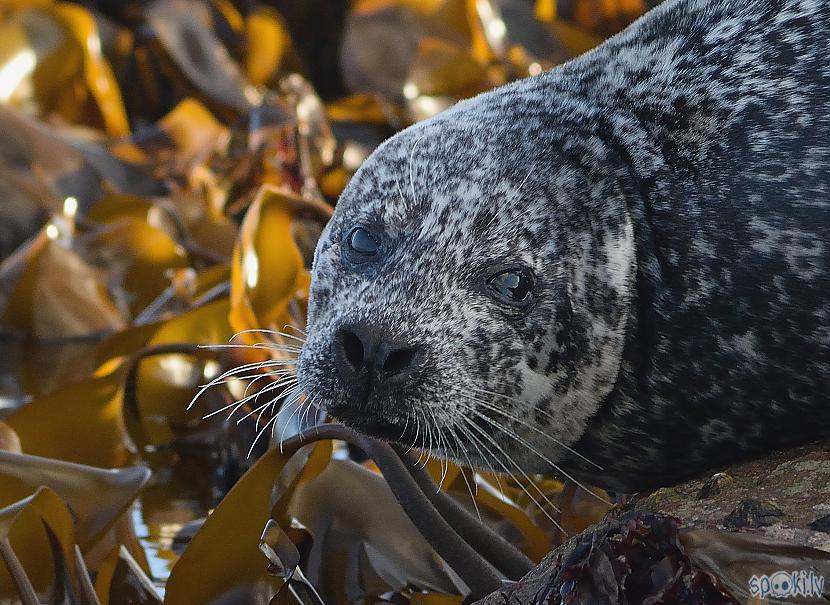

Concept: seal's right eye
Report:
left=345, top=226, right=380, bottom=258
left=486, top=268, right=535, bottom=307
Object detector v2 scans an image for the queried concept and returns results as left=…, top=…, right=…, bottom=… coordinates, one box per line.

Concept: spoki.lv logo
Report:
left=748, top=570, right=825, bottom=600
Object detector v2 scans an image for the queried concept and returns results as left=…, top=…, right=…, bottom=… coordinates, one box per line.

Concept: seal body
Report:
left=298, top=0, right=830, bottom=493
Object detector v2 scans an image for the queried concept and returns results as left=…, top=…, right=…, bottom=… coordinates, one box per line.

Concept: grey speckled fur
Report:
left=298, top=0, right=830, bottom=493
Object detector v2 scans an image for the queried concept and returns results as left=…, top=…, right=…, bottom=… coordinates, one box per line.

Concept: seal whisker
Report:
left=462, top=415, right=564, bottom=518
left=446, top=423, right=479, bottom=497
left=408, top=134, right=426, bottom=210
left=467, top=387, right=604, bottom=471
left=485, top=163, right=535, bottom=230
left=240, top=370, right=291, bottom=399
left=419, top=406, right=435, bottom=469
left=455, top=418, right=505, bottom=495
left=204, top=368, right=295, bottom=390
left=395, top=175, right=409, bottom=210
left=202, top=343, right=302, bottom=355
left=281, top=324, right=308, bottom=337
left=278, top=384, right=303, bottom=414
left=198, top=380, right=279, bottom=420
left=188, top=359, right=291, bottom=410
left=236, top=399, right=274, bottom=425
left=208, top=376, right=297, bottom=422
left=407, top=409, right=421, bottom=455
left=427, top=407, right=450, bottom=492
left=445, top=422, right=482, bottom=520
left=459, top=415, right=565, bottom=532
left=429, top=409, right=449, bottom=489
left=252, top=391, right=279, bottom=429
left=397, top=410, right=411, bottom=443
left=245, top=339, right=303, bottom=350
left=247, top=413, right=279, bottom=458
left=299, top=393, right=318, bottom=431
left=231, top=328, right=307, bottom=345
left=234, top=385, right=295, bottom=424
left=421, top=407, right=435, bottom=469
left=278, top=392, right=306, bottom=452
left=418, top=409, right=432, bottom=468
left=234, top=378, right=299, bottom=423
left=306, top=395, right=324, bottom=434
left=456, top=395, right=611, bottom=506
left=250, top=342, right=304, bottom=352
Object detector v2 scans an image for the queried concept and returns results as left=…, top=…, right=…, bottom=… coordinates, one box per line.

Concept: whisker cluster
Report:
left=187, top=325, right=322, bottom=458
left=189, top=325, right=608, bottom=537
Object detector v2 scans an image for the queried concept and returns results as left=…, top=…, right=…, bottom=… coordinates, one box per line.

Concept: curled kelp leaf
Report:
left=0, top=451, right=150, bottom=549
left=0, top=226, right=127, bottom=339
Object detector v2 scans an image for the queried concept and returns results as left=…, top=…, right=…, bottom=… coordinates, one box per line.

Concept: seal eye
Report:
left=487, top=268, right=534, bottom=304
left=346, top=226, right=379, bottom=257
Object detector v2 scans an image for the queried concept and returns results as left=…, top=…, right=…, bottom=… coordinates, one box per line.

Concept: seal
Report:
left=296, top=0, right=830, bottom=493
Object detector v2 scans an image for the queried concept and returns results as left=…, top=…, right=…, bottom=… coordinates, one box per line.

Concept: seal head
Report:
left=297, top=105, right=638, bottom=483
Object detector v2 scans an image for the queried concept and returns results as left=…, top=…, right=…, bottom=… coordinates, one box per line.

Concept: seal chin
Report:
left=326, top=400, right=416, bottom=443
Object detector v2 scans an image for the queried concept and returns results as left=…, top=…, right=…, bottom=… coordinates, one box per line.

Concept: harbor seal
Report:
left=296, top=0, right=830, bottom=493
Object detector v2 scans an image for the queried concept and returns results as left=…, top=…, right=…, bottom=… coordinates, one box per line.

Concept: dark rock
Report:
left=722, top=499, right=782, bottom=530
left=809, top=515, right=830, bottom=534
left=475, top=443, right=830, bottom=604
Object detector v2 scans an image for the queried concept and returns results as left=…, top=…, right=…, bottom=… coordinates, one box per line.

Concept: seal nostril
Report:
left=341, top=330, right=365, bottom=369
left=382, top=346, right=417, bottom=375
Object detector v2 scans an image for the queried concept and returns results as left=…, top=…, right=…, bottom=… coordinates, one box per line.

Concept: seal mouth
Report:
left=327, top=402, right=440, bottom=449
left=327, top=403, right=409, bottom=441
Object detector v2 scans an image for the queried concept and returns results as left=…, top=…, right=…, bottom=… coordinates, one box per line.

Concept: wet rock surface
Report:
left=634, top=442, right=830, bottom=553
left=475, top=442, right=830, bottom=604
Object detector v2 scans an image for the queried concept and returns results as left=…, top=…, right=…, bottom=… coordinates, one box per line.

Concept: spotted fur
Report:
left=297, top=0, right=830, bottom=492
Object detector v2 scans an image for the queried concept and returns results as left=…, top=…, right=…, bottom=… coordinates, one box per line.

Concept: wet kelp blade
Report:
left=4, top=365, right=133, bottom=467
left=287, top=458, right=463, bottom=600
left=145, top=0, right=257, bottom=112
left=0, top=3, right=128, bottom=135
left=0, top=487, right=78, bottom=601
left=94, top=545, right=162, bottom=605
left=681, top=529, right=830, bottom=603
left=0, top=228, right=127, bottom=339
left=164, top=441, right=328, bottom=604
left=0, top=451, right=150, bottom=551
left=229, top=185, right=308, bottom=343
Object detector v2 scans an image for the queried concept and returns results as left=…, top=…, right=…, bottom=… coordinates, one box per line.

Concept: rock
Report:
left=632, top=441, right=830, bottom=553
left=809, top=515, right=830, bottom=534
left=697, top=472, right=734, bottom=499
left=721, top=499, right=783, bottom=530
left=474, top=442, right=830, bottom=604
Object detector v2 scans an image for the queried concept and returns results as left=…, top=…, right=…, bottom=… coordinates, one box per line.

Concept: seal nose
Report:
left=334, top=322, right=420, bottom=398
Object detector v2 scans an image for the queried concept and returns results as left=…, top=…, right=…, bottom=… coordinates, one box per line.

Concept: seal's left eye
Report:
left=488, top=269, right=534, bottom=304
left=347, top=226, right=379, bottom=256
